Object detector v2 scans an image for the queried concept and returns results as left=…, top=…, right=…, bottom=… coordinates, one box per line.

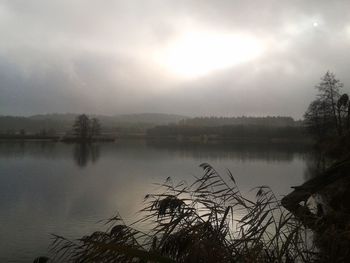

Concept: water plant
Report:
left=45, top=163, right=318, bottom=263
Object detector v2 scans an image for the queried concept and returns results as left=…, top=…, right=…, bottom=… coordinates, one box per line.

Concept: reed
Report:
left=47, top=163, right=316, bottom=263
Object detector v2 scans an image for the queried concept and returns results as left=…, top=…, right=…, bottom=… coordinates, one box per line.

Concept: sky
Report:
left=1, top=0, right=350, bottom=119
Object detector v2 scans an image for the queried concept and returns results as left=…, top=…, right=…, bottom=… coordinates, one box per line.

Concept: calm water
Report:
left=0, top=141, right=312, bottom=262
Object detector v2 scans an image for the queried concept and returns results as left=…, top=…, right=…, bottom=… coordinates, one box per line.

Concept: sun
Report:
left=155, top=30, right=264, bottom=79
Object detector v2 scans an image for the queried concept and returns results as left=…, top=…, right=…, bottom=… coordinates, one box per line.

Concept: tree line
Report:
left=179, top=116, right=298, bottom=127
left=147, top=124, right=306, bottom=141
left=304, top=71, right=350, bottom=139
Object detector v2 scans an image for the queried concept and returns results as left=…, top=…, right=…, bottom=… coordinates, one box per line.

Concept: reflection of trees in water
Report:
left=303, top=151, right=334, bottom=181
left=73, top=143, right=100, bottom=167
left=286, top=158, right=350, bottom=261
left=0, top=141, right=57, bottom=158
left=147, top=141, right=310, bottom=162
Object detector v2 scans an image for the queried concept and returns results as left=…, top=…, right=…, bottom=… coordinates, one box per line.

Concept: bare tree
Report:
left=305, top=72, right=348, bottom=138
left=316, top=71, right=343, bottom=135
left=73, top=114, right=91, bottom=141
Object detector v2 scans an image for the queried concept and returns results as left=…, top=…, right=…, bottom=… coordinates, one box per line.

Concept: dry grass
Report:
left=47, top=163, right=317, bottom=263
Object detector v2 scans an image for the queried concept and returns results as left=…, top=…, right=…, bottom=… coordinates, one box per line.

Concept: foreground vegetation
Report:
left=34, top=163, right=317, bottom=263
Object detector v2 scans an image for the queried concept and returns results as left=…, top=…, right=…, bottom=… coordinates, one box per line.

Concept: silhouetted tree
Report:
left=304, top=72, right=349, bottom=138
left=72, top=114, right=91, bottom=141
left=317, top=72, right=342, bottom=134
left=304, top=99, right=332, bottom=138
left=337, top=93, right=349, bottom=133
left=90, top=117, right=101, bottom=137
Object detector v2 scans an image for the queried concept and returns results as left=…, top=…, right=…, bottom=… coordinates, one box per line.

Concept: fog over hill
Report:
left=29, top=113, right=188, bottom=124
left=0, top=113, right=302, bottom=134
left=0, top=113, right=188, bottom=134
left=1, top=1, right=350, bottom=118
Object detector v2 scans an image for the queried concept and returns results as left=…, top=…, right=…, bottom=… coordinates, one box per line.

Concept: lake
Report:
left=0, top=141, right=312, bottom=262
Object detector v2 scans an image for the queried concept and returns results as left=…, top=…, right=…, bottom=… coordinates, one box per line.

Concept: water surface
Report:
left=0, top=141, right=311, bottom=262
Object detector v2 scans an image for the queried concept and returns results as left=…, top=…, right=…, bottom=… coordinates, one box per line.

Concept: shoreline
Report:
left=0, top=136, right=314, bottom=146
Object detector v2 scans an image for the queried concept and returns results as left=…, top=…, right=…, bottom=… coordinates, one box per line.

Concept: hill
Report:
left=179, top=116, right=301, bottom=127
left=0, top=113, right=188, bottom=134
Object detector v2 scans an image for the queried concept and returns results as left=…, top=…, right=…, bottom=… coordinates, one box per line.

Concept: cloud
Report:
left=0, top=0, right=349, bottom=117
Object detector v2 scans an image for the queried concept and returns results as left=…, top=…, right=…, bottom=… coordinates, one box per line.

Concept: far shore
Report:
left=0, top=134, right=314, bottom=145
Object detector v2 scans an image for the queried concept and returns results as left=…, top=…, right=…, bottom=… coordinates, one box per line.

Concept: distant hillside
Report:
left=179, top=116, right=301, bottom=127
left=0, top=114, right=304, bottom=135
left=147, top=116, right=308, bottom=142
left=98, top=113, right=187, bottom=125
left=0, top=113, right=188, bottom=134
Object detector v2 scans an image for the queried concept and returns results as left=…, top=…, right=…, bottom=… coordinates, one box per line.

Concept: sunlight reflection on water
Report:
left=0, top=141, right=312, bottom=262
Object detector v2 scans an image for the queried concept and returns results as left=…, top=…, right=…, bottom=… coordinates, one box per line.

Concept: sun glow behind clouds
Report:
left=155, top=31, right=264, bottom=79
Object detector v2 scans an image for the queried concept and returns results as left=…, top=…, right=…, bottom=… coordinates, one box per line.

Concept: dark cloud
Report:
left=0, top=0, right=349, bottom=118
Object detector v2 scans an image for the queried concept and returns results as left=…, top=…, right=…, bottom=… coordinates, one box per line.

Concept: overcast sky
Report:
left=1, top=0, right=350, bottom=118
